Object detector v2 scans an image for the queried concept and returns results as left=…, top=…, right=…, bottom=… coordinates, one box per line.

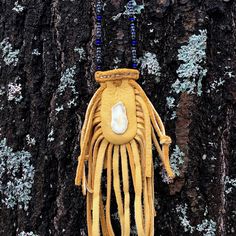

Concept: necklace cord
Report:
left=95, top=0, right=138, bottom=71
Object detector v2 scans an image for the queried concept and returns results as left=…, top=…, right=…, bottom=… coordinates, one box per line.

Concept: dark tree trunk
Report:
left=0, top=0, right=235, bottom=236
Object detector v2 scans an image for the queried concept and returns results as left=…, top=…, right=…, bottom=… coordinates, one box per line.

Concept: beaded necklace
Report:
left=95, top=0, right=138, bottom=70
left=75, top=1, right=175, bottom=235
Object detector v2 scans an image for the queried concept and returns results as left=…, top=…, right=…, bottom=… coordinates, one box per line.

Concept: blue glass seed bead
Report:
left=97, top=15, right=102, bottom=21
left=131, top=40, right=137, bottom=46
left=132, top=63, right=137, bottom=68
left=96, top=39, right=102, bottom=45
left=97, top=65, right=102, bottom=70
left=129, top=17, right=135, bottom=22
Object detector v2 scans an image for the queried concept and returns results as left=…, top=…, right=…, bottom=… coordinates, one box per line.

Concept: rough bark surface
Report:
left=0, top=0, right=235, bottom=236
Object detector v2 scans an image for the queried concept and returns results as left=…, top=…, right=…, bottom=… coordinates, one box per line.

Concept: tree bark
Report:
left=0, top=0, right=236, bottom=236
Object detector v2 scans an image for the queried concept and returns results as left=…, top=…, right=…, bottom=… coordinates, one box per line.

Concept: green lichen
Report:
left=177, top=30, right=207, bottom=78
left=207, top=78, right=225, bottom=93
left=138, top=52, right=161, bottom=81
left=26, top=134, right=36, bottom=147
left=166, top=96, right=175, bottom=109
left=55, top=105, right=64, bottom=114
left=7, top=81, right=23, bottom=103
left=176, top=203, right=216, bottom=236
left=161, top=145, right=184, bottom=183
left=197, top=219, right=217, bottom=236
left=57, top=65, right=77, bottom=95
left=113, top=57, right=121, bottom=69
left=166, top=96, right=177, bottom=120
left=56, top=65, right=78, bottom=112
left=176, top=204, right=195, bottom=233
left=47, top=128, right=54, bottom=142
left=170, top=111, right=177, bottom=120
left=0, top=38, right=19, bottom=66
left=32, top=49, right=41, bottom=56
left=0, top=139, right=35, bottom=210
left=225, top=176, right=236, bottom=194
left=170, top=145, right=185, bottom=176
left=224, top=66, right=235, bottom=78
left=112, top=0, right=144, bottom=21
left=171, top=78, right=196, bottom=94
left=74, top=47, right=86, bottom=62
left=12, top=1, right=24, bottom=13
left=173, top=30, right=207, bottom=96
left=67, top=98, right=77, bottom=108
left=18, top=232, right=38, bottom=236
left=168, top=30, right=207, bottom=119
left=124, top=0, right=144, bottom=15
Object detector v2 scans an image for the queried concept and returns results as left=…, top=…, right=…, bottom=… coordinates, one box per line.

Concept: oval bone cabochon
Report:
left=111, top=101, right=128, bottom=134
left=100, top=80, right=137, bottom=145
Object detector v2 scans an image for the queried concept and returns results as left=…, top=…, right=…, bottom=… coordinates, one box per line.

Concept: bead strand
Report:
left=128, top=0, right=138, bottom=68
left=95, top=0, right=138, bottom=70
left=96, top=0, right=103, bottom=70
